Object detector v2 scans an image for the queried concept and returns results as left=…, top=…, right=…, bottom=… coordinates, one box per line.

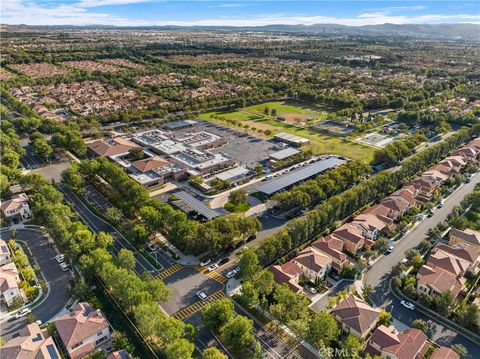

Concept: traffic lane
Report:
left=365, top=172, right=480, bottom=288
left=0, top=228, right=72, bottom=323
left=161, top=267, right=223, bottom=316
left=57, top=184, right=158, bottom=275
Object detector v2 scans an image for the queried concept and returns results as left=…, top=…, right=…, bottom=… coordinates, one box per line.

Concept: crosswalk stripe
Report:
left=195, top=267, right=228, bottom=284
left=156, top=264, right=182, bottom=280
left=172, top=290, right=226, bottom=321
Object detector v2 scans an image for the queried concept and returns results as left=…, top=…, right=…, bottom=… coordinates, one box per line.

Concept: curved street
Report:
left=0, top=227, right=72, bottom=341
left=363, top=171, right=480, bottom=358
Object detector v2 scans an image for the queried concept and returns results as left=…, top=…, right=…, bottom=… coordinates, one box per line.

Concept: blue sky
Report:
left=2, top=1, right=479, bottom=26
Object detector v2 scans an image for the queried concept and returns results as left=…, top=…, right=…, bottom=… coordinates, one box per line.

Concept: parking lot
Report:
left=160, top=266, right=224, bottom=316
left=175, top=120, right=277, bottom=167
left=84, top=184, right=112, bottom=211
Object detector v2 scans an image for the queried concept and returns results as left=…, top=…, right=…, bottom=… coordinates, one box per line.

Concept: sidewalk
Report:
left=154, top=232, right=200, bottom=266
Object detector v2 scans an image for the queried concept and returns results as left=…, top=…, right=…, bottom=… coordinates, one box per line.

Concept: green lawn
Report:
left=224, top=201, right=251, bottom=213
left=200, top=101, right=375, bottom=163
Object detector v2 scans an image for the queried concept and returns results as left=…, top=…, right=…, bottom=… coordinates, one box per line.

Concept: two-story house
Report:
left=54, top=302, right=113, bottom=359
left=1, top=193, right=31, bottom=222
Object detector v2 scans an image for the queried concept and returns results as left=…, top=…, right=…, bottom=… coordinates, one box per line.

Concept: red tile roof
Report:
left=331, top=295, right=379, bottom=337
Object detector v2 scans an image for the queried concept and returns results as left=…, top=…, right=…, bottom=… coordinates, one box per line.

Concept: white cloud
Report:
left=1, top=0, right=479, bottom=27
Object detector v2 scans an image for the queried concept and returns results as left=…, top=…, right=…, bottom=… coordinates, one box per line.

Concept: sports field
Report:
left=200, top=100, right=375, bottom=162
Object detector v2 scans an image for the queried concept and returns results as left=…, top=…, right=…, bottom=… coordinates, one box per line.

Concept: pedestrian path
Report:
left=156, top=264, right=182, bottom=281
left=172, top=290, right=226, bottom=321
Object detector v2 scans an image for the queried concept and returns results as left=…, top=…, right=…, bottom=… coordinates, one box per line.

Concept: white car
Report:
left=196, top=291, right=208, bottom=301
left=401, top=300, right=415, bottom=310
left=60, top=262, right=70, bottom=272
left=304, top=285, right=317, bottom=294
left=401, top=258, right=409, bottom=264
left=200, top=259, right=212, bottom=267
left=55, top=254, right=65, bottom=263
left=387, top=245, right=394, bottom=254
left=208, top=263, right=219, bottom=272
left=226, top=270, right=237, bottom=278
left=14, top=308, right=31, bottom=319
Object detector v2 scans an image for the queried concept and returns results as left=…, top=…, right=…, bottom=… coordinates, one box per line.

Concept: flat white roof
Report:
left=269, top=147, right=301, bottom=161
left=216, top=167, right=251, bottom=181
left=274, top=132, right=310, bottom=144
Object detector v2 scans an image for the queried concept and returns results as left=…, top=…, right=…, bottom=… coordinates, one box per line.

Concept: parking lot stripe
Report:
left=172, top=290, right=226, bottom=321
left=156, top=264, right=182, bottom=280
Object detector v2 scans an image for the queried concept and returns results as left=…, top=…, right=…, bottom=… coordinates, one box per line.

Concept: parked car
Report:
left=400, top=300, right=415, bottom=310
left=328, top=272, right=340, bottom=281
left=226, top=270, right=237, bottom=278
left=60, top=262, right=70, bottom=272
left=196, top=291, right=208, bottom=301
left=200, top=259, right=212, bottom=267
left=218, top=258, right=230, bottom=266
left=387, top=245, right=394, bottom=254
left=247, top=234, right=256, bottom=242
left=208, top=263, right=219, bottom=272
left=55, top=254, right=65, bottom=263
left=304, top=285, right=317, bottom=294
left=147, top=243, right=160, bottom=252
left=401, top=258, right=409, bottom=264
left=14, top=308, right=31, bottom=319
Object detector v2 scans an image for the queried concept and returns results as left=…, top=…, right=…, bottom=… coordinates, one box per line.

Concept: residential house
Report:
left=378, top=194, right=412, bottom=220
left=430, top=243, right=480, bottom=275
left=0, top=262, right=21, bottom=307
left=108, top=350, right=132, bottom=359
left=0, top=239, right=12, bottom=266
left=54, top=302, right=113, bottom=359
left=269, top=262, right=303, bottom=293
left=311, top=237, right=349, bottom=272
left=331, top=295, right=380, bottom=339
left=430, top=346, right=460, bottom=359
left=0, top=323, right=61, bottom=359
left=329, top=224, right=366, bottom=255
left=452, top=147, right=477, bottom=162
left=293, top=247, right=332, bottom=283
left=422, top=166, right=451, bottom=185
left=1, top=193, right=31, bottom=221
left=439, top=156, right=466, bottom=173
left=449, top=228, right=480, bottom=249
left=352, top=211, right=394, bottom=239
left=416, top=264, right=466, bottom=299
left=367, top=325, right=430, bottom=359
left=407, top=177, right=437, bottom=202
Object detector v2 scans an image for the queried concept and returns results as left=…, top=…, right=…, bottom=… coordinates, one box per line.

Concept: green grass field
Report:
left=200, top=100, right=375, bottom=162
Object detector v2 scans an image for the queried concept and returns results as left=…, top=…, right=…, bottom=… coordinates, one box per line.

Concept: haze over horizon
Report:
left=1, top=0, right=480, bottom=27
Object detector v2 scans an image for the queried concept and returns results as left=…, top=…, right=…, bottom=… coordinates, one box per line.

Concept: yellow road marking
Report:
left=195, top=267, right=228, bottom=284
left=156, top=264, right=182, bottom=281
left=172, top=290, right=226, bottom=321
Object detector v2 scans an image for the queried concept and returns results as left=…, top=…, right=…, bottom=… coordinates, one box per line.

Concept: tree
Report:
left=229, top=189, right=247, bottom=206
left=61, top=167, right=84, bottom=192
left=255, top=165, right=263, bottom=177
left=271, top=108, right=277, bottom=117
left=201, top=298, right=235, bottom=333
left=307, top=311, right=340, bottom=349
left=403, top=283, right=417, bottom=299
left=117, top=249, right=136, bottom=270
left=372, top=238, right=388, bottom=253
left=264, top=107, right=270, bottom=115
left=411, top=319, right=428, bottom=332
left=165, top=338, right=194, bottom=359
left=251, top=270, right=274, bottom=297
left=238, top=249, right=261, bottom=281
left=128, top=147, right=144, bottom=161
left=340, top=335, right=361, bottom=358
left=341, top=263, right=357, bottom=279
left=378, top=309, right=392, bottom=326
left=202, top=347, right=227, bottom=359
left=435, top=291, right=455, bottom=317
left=456, top=302, right=480, bottom=329
left=270, top=284, right=309, bottom=325
left=362, top=284, right=374, bottom=301
left=451, top=344, right=468, bottom=358
left=222, top=315, right=256, bottom=353
left=31, top=136, right=53, bottom=162
left=240, top=282, right=260, bottom=309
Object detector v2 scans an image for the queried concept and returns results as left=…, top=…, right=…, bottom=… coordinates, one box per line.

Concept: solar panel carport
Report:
left=258, top=157, right=346, bottom=196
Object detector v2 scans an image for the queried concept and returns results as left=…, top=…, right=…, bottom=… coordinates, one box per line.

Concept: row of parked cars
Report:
left=55, top=254, right=70, bottom=272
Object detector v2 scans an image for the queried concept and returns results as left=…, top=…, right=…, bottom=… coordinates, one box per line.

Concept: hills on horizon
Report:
left=4, top=23, right=479, bottom=40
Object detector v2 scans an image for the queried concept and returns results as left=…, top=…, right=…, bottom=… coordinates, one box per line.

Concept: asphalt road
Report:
left=0, top=227, right=72, bottom=341
left=57, top=183, right=161, bottom=276
left=364, top=171, right=480, bottom=358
